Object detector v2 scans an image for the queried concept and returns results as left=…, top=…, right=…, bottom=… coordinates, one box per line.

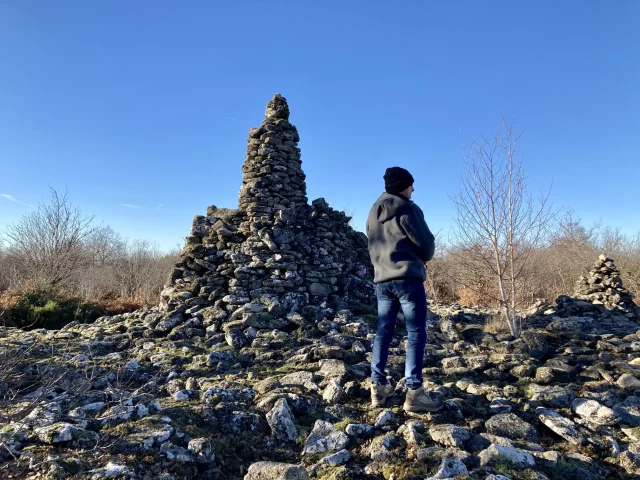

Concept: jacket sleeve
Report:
left=400, top=206, right=435, bottom=262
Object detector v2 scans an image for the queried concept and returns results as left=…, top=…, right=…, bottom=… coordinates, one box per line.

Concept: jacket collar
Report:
left=389, top=192, right=411, bottom=202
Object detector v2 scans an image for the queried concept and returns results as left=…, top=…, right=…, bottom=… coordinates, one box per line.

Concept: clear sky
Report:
left=1, top=1, right=638, bottom=251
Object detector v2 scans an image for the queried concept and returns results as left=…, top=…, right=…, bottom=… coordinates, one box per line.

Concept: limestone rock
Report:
left=87, top=462, right=135, bottom=479
left=479, top=444, right=536, bottom=470
left=398, top=419, right=425, bottom=446
left=374, top=410, right=397, bottom=429
left=188, top=438, right=215, bottom=464
left=368, top=434, right=399, bottom=461
left=618, top=450, right=640, bottom=475
left=318, top=359, right=348, bottom=380
left=244, top=461, right=308, bottom=480
left=613, top=396, right=640, bottom=427
left=428, top=424, right=471, bottom=447
left=256, top=376, right=282, bottom=394
left=226, top=328, right=248, bottom=349
left=485, top=413, right=539, bottom=442
left=571, top=398, right=620, bottom=426
left=345, top=423, right=374, bottom=438
left=266, top=398, right=298, bottom=442
left=427, top=456, right=469, bottom=479
left=322, top=380, right=345, bottom=404
left=280, top=371, right=315, bottom=387
left=34, top=422, right=92, bottom=445
left=618, top=373, right=640, bottom=390
left=526, top=384, right=575, bottom=407
left=537, top=408, right=587, bottom=445
left=160, top=442, right=196, bottom=462
left=309, top=449, right=350, bottom=475
left=531, top=450, right=562, bottom=469
left=302, top=420, right=349, bottom=455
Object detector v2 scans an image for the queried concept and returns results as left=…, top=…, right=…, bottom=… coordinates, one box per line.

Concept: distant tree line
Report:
left=2, top=128, right=639, bottom=335
left=427, top=211, right=640, bottom=308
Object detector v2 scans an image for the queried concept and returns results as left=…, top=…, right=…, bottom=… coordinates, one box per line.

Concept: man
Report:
left=366, top=166, right=443, bottom=413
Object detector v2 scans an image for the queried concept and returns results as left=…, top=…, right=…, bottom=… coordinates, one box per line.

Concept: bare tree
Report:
left=1, top=188, right=97, bottom=288
left=85, top=226, right=125, bottom=267
left=112, top=239, right=169, bottom=302
left=450, top=121, right=552, bottom=337
left=423, top=233, right=458, bottom=304
left=0, top=245, right=12, bottom=291
left=538, top=210, right=598, bottom=298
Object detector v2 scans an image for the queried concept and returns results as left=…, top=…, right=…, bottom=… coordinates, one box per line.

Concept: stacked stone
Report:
left=230, top=93, right=309, bottom=303
left=239, top=93, right=308, bottom=215
left=160, top=94, right=374, bottom=329
left=526, top=255, right=640, bottom=335
left=300, top=198, right=373, bottom=306
left=161, top=207, right=248, bottom=315
left=574, top=254, right=639, bottom=316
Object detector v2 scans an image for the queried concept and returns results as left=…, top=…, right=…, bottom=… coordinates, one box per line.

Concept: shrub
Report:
left=2, top=287, right=104, bottom=330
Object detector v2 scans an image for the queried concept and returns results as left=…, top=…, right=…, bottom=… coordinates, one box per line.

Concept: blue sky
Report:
left=1, top=1, right=638, bottom=251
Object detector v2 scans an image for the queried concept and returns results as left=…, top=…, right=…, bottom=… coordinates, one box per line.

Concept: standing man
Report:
left=366, top=167, right=443, bottom=413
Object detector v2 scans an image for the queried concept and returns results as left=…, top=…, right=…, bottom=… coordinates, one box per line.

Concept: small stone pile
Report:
left=575, top=254, right=640, bottom=316
left=160, top=94, right=374, bottom=329
left=527, top=255, right=640, bottom=336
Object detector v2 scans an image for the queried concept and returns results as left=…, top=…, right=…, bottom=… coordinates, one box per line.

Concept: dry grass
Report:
left=456, top=286, right=491, bottom=307
left=0, top=289, right=20, bottom=313
left=99, top=296, right=149, bottom=315
left=482, top=312, right=511, bottom=335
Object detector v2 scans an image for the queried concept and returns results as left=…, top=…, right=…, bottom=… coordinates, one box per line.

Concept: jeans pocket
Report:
left=376, top=282, right=390, bottom=298
left=394, top=279, right=421, bottom=296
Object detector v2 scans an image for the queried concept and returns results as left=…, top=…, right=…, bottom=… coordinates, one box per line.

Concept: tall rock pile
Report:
left=160, top=94, right=374, bottom=328
left=574, top=254, right=639, bottom=316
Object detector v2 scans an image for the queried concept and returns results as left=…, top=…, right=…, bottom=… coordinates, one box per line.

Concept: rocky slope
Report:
left=1, top=273, right=640, bottom=479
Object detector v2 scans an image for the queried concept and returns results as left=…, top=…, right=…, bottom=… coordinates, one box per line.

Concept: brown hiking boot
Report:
left=370, top=383, right=395, bottom=407
left=403, top=387, right=444, bottom=413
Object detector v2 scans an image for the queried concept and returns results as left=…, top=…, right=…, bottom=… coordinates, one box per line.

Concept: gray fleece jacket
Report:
left=366, top=192, right=435, bottom=283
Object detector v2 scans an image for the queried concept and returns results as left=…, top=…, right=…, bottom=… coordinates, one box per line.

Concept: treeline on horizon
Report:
left=1, top=189, right=639, bottom=332
left=425, top=210, right=640, bottom=309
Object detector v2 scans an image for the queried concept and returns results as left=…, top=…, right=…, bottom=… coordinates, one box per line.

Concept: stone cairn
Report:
left=529, top=255, right=640, bottom=335
left=160, top=94, right=374, bottom=341
left=574, top=254, right=640, bottom=316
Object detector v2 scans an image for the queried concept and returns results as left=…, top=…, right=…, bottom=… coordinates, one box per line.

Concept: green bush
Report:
left=4, top=288, right=104, bottom=330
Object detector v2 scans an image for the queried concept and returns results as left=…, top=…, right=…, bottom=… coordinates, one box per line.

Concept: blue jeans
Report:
left=371, top=279, right=427, bottom=390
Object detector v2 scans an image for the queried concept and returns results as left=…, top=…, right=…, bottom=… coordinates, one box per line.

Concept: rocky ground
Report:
left=1, top=293, right=640, bottom=480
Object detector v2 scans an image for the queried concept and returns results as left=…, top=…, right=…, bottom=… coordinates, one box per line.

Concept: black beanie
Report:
left=384, top=167, right=414, bottom=194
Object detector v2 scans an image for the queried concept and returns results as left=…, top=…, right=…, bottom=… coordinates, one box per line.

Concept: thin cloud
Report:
left=155, top=203, right=163, bottom=210
left=120, top=203, right=146, bottom=209
left=1, top=193, right=35, bottom=208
